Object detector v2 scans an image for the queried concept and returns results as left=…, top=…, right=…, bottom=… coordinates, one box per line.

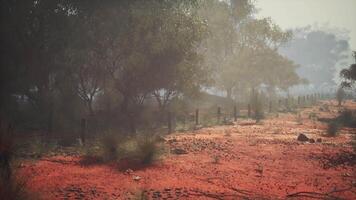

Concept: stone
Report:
left=297, top=133, right=309, bottom=142
left=309, top=138, right=315, bottom=143
left=132, top=175, right=141, bottom=181
left=124, top=169, right=133, bottom=175
left=316, top=138, right=322, bottom=143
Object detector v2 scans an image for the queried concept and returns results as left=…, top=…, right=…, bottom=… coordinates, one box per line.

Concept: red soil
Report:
left=19, top=101, right=356, bottom=199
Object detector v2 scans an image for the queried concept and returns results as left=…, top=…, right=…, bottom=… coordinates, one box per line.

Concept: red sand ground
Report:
left=19, top=101, right=356, bottom=199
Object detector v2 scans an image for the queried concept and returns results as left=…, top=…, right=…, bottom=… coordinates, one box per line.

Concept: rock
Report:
left=132, top=175, right=141, bottom=181
left=316, top=138, right=322, bottom=143
left=171, top=148, right=188, bottom=155
left=309, top=138, right=315, bottom=143
left=124, top=169, right=133, bottom=175
left=297, top=133, right=309, bottom=142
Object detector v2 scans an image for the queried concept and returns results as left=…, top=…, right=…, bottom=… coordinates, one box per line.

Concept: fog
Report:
left=0, top=0, right=355, bottom=199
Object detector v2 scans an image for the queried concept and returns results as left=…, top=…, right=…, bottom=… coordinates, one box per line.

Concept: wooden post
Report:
left=217, top=106, right=221, bottom=124
left=168, top=112, right=172, bottom=134
left=248, top=104, right=251, bottom=118
left=195, top=109, right=199, bottom=125
left=80, top=118, right=86, bottom=144
left=269, top=101, right=272, bottom=113
left=234, top=105, right=237, bottom=121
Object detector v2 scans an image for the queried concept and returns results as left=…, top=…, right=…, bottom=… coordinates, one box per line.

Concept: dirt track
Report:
left=19, top=101, right=356, bottom=199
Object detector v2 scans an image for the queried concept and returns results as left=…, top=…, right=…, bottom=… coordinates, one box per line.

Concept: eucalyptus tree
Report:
left=340, top=51, right=356, bottom=89
left=67, top=0, right=209, bottom=131
left=199, top=0, right=299, bottom=101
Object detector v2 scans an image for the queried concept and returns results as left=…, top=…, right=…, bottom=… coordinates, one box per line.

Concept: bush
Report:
left=135, top=136, right=161, bottom=165
left=96, top=132, right=162, bottom=165
left=336, top=110, right=356, bottom=128
left=327, top=121, right=341, bottom=137
left=99, top=133, right=125, bottom=162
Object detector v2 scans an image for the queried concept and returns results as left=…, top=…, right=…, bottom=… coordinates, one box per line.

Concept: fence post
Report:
left=168, top=112, right=172, bottom=134
left=217, top=106, right=221, bottom=124
left=195, top=109, right=199, bottom=125
left=234, top=105, right=237, bottom=121
left=248, top=104, right=251, bottom=118
left=267, top=101, right=270, bottom=113
left=80, top=118, right=86, bottom=145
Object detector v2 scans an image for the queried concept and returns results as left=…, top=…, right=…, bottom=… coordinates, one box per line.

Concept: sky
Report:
left=255, top=0, right=356, bottom=50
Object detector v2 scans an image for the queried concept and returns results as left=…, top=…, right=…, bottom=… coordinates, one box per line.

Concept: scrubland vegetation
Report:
left=1, top=0, right=355, bottom=199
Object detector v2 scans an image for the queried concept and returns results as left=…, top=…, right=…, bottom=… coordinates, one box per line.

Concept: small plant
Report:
left=28, top=137, right=57, bottom=158
left=99, top=132, right=125, bottom=162
left=135, top=136, right=161, bottom=165
left=327, top=121, right=341, bottom=137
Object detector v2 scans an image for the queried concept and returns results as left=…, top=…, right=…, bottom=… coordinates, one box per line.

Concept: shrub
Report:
left=135, top=136, right=161, bottom=165
left=28, top=137, right=55, bottom=158
left=327, top=121, right=341, bottom=137
left=99, top=133, right=125, bottom=162
left=337, top=110, right=356, bottom=128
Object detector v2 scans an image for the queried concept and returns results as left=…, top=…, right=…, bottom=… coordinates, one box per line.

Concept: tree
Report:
left=1, top=0, right=76, bottom=132
left=280, top=26, right=350, bottom=89
left=70, top=0, right=208, bottom=131
left=340, top=51, right=356, bottom=89
left=199, top=0, right=298, bottom=102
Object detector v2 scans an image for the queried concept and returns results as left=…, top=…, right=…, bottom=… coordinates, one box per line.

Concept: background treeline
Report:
left=0, top=0, right=304, bottom=135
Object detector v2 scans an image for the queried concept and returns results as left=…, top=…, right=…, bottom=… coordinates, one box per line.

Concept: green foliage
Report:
left=135, top=136, right=161, bottom=165
left=199, top=0, right=298, bottom=100
left=340, top=51, right=356, bottom=88
left=97, top=132, right=162, bottom=165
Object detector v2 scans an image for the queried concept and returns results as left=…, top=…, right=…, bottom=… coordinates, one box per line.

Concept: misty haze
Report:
left=0, top=0, right=355, bottom=199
